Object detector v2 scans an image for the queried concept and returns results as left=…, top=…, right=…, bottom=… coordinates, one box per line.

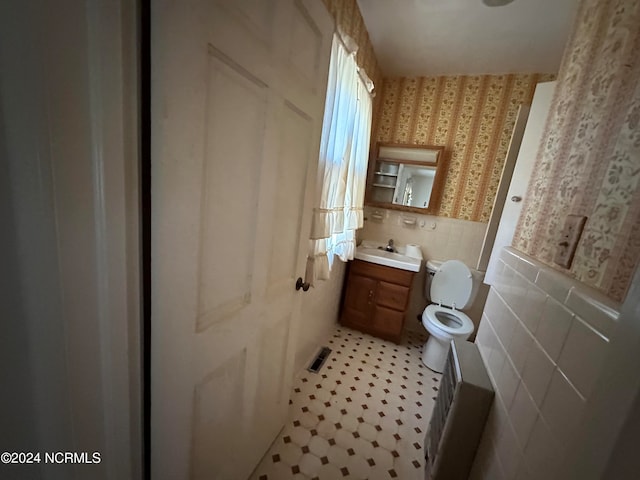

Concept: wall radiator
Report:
left=425, top=339, right=494, bottom=480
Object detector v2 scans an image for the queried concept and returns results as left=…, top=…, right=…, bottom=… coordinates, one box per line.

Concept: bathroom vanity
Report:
left=340, top=259, right=415, bottom=343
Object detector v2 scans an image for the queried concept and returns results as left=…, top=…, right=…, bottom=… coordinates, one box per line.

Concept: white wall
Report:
left=295, top=262, right=347, bottom=373
left=0, top=1, right=141, bottom=478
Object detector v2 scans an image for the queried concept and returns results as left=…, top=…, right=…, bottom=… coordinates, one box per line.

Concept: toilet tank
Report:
left=424, top=260, right=443, bottom=302
left=424, top=259, right=484, bottom=309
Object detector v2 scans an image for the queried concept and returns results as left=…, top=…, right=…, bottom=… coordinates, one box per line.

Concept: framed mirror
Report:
left=365, top=143, right=446, bottom=214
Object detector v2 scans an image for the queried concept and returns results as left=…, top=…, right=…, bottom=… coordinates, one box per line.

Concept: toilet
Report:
left=420, top=259, right=479, bottom=372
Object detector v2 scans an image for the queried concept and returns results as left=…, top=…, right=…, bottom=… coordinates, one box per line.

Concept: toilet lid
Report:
left=430, top=260, right=473, bottom=308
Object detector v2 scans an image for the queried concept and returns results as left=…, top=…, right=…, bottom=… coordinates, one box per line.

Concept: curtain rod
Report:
left=334, top=29, right=376, bottom=97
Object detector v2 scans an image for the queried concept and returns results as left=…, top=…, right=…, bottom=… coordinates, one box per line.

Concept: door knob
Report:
left=296, top=277, right=310, bottom=292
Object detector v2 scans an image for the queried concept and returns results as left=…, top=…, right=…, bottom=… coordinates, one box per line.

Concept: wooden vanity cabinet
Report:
left=340, top=259, right=415, bottom=343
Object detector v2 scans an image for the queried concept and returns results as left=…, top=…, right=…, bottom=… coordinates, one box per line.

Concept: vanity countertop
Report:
left=355, top=242, right=422, bottom=272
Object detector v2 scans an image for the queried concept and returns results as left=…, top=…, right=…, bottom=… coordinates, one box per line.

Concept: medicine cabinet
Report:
left=365, top=143, right=446, bottom=214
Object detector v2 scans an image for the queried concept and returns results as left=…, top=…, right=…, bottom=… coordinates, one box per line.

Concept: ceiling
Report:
left=357, top=0, right=580, bottom=77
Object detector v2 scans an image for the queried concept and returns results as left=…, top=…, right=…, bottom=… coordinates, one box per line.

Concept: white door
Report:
left=484, top=81, right=557, bottom=283
left=151, top=1, right=334, bottom=478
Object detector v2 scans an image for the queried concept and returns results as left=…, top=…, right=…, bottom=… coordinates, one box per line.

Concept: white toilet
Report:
left=420, top=259, right=480, bottom=372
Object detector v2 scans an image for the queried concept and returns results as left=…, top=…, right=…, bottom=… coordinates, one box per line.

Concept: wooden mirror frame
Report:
left=365, top=142, right=447, bottom=214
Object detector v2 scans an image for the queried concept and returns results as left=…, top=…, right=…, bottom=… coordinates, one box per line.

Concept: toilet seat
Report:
left=422, top=304, right=474, bottom=336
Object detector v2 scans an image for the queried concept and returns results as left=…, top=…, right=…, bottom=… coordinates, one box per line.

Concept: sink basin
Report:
left=355, top=247, right=422, bottom=272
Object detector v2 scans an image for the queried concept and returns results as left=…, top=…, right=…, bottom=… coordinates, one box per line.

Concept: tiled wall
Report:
left=373, top=74, right=554, bottom=222
left=513, top=0, right=640, bottom=302
left=361, top=207, right=488, bottom=267
left=360, top=207, right=489, bottom=334
left=471, top=247, right=619, bottom=480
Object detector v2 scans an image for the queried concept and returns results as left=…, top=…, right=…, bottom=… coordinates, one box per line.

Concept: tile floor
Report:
left=250, top=326, right=441, bottom=480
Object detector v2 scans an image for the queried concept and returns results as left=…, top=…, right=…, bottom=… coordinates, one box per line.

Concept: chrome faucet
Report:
left=385, top=239, right=395, bottom=252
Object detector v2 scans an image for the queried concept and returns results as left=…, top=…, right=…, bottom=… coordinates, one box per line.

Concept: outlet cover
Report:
left=554, top=215, right=587, bottom=268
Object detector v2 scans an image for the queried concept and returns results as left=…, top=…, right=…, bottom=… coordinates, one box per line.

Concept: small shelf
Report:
left=374, top=172, right=398, bottom=177
left=372, top=183, right=396, bottom=189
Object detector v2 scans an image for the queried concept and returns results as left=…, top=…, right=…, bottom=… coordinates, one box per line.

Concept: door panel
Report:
left=229, top=0, right=278, bottom=40
left=253, top=314, right=292, bottom=451
left=152, top=1, right=333, bottom=479
left=288, top=0, right=323, bottom=89
left=191, top=351, right=247, bottom=479
left=197, top=48, right=267, bottom=329
left=266, top=101, right=313, bottom=300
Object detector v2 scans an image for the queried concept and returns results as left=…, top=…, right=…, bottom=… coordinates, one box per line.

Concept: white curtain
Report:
left=306, top=33, right=373, bottom=284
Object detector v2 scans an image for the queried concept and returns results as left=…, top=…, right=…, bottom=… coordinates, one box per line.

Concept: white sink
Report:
left=355, top=246, right=422, bottom=272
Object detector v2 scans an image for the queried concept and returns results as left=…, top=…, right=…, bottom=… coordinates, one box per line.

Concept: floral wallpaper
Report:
left=321, top=0, right=382, bottom=91
left=373, top=74, right=554, bottom=222
left=514, top=0, right=640, bottom=301
left=321, top=1, right=555, bottom=224
left=321, top=0, right=385, bottom=146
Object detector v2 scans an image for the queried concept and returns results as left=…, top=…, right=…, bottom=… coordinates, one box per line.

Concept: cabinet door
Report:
left=376, top=281, right=410, bottom=311
left=342, top=274, right=377, bottom=329
left=372, top=305, right=405, bottom=340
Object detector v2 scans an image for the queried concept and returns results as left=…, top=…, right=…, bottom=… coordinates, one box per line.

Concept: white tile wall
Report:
left=523, top=416, right=561, bottom=478
left=472, top=247, right=620, bottom=480
left=360, top=207, right=487, bottom=268
left=540, top=370, right=585, bottom=446
left=508, top=383, right=537, bottom=449
left=535, top=297, right=574, bottom=361
left=505, top=318, right=533, bottom=375
left=557, top=317, right=609, bottom=399
left=520, top=344, right=555, bottom=407
left=520, top=285, right=546, bottom=333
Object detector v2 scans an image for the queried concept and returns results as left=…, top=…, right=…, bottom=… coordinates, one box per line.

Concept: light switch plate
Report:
left=554, top=214, right=587, bottom=268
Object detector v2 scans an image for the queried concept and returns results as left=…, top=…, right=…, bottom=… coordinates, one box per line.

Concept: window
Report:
left=306, top=32, right=373, bottom=283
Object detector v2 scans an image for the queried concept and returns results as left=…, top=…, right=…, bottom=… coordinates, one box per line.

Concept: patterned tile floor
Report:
left=250, top=326, right=441, bottom=480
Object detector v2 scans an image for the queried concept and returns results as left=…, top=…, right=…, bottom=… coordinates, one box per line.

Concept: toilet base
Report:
left=421, top=335, right=452, bottom=373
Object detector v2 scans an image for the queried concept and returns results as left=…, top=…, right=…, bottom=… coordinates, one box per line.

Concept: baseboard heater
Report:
left=425, top=339, right=494, bottom=480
